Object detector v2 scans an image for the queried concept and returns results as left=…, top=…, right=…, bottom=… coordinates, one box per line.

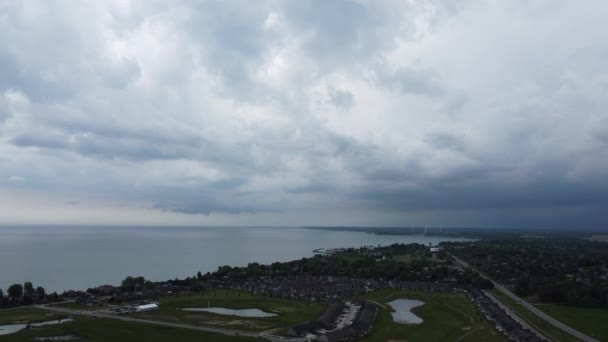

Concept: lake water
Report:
left=0, top=318, right=73, bottom=336
left=388, top=299, right=425, bottom=324
left=0, top=226, right=471, bottom=292
left=181, top=307, right=277, bottom=317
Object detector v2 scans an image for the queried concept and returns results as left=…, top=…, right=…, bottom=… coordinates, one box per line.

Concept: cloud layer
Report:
left=1, top=0, right=607, bottom=228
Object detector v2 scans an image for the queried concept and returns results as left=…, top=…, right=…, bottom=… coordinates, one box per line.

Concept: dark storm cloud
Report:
left=357, top=178, right=608, bottom=211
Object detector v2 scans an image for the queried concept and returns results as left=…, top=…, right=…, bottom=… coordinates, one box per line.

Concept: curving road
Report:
left=450, top=254, right=599, bottom=342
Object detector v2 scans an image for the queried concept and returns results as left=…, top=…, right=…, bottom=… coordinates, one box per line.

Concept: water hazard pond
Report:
left=0, top=318, right=73, bottom=336
left=180, top=307, right=277, bottom=318
left=388, top=299, right=424, bottom=324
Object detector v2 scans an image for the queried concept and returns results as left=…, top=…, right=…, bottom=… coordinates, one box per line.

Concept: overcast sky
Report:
left=1, top=0, right=607, bottom=228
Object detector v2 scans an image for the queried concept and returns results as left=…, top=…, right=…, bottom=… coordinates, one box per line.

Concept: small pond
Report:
left=387, top=299, right=424, bottom=324
left=180, top=307, right=277, bottom=318
left=0, top=318, right=73, bottom=336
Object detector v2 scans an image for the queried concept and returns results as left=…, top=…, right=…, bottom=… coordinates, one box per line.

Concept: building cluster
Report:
left=235, top=276, right=544, bottom=342
left=230, top=276, right=460, bottom=303
left=63, top=283, right=197, bottom=306
left=232, top=276, right=384, bottom=302
left=468, top=289, right=545, bottom=342
left=287, top=299, right=378, bottom=341
left=62, top=275, right=545, bottom=342
left=108, top=302, right=159, bottom=314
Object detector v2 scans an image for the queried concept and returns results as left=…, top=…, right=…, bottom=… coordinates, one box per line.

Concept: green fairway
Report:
left=535, top=304, right=608, bottom=342
left=0, top=317, right=257, bottom=342
left=133, top=290, right=327, bottom=333
left=490, top=290, right=582, bottom=342
left=360, top=289, right=506, bottom=342
left=0, top=307, right=65, bottom=325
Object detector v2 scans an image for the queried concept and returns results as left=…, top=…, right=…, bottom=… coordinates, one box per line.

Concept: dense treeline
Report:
left=107, top=244, right=491, bottom=291
left=187, top=243, right=492, bottom=289
left=0, top=281, right=59, bottom=308
left=444, top=237, right=608, bottom=307
left=3, top=243, right=495, bottom=308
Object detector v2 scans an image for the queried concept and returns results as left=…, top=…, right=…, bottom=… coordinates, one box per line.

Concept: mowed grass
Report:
left=50, top=302, right=107, bottom=311
left=360, top=289, right=507, bottom=342
left=535, top=304, right=608, bottom=342
left=490, top=289, right=581, bottom=342
left=0, top=307, right=65, bottom=325
left=0, top=317, right=258, bottom=342
left=133, top=290, right=327, bottom=333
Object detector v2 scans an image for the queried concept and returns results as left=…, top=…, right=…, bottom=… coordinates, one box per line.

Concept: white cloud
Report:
left=0, top=1, right=607, bottom=227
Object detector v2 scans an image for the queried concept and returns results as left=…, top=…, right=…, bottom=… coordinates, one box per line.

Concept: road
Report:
left=36, top=304, right=314, bottom=342
left=450, top=254, right=600, bottom=342
left=483, top=290, right=548, bottom=340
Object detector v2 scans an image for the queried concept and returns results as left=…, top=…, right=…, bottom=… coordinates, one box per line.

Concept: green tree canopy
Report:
left=36, top=286, right=46, bottom=300
left=23, top=281, right=34, bottom=296
left=121, top=276, right=146, bottom=291
left=7, top=283, right=23, bottom=298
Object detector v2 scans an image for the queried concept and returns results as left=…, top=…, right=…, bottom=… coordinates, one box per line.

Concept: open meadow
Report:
left=359, top=289, right=507, bottom=342
left=535, top=303, right=608, bottom=342
left=0, top=308, right=64, bottom=325
left=133, top=289, right=327, bottom=334
left=0, top=316, right=257, bottom=342
left=490, top=289, right=582, bottom=342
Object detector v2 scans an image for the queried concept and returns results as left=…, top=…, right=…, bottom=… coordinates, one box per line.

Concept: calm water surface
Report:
left=181, top=307, right=277, bottom=317
left=0, top=319, right=73, bottom=336
left=0, top=226, right=471, bottom=292
left=388, top=299, right=425, bottom=324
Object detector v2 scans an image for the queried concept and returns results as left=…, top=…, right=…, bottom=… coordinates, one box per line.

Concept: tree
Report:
left=24, top=282, right=34, bottom=296
left=121, top=276, right=146, bottom=291
left=515, top=278, right=530, bottom=297
left=134, top=276, right=145, bottom=288
left=472, top=276, right=494, bottom=290
left=246, top=262, right=262, bottom=276
left=7, top=284, right=23, bottom=298
left=121, top=276, right=137, bottom=291
left=36, top=286, right=46, bottom=302
left=47, top=292, right=59, bottom=302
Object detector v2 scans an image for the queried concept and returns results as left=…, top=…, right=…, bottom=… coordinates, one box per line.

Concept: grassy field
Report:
left=535, top=303, right=608, bottom=342
left=490, top=289, right=582, bottom=342
left=359, top=289, right=507, bottom=342
left=133, top=290, right=326, bottom=334
left=0, top=307, right=65, bottom=325
left=49, top=302, right=107, bottom=310
left=393, top=254, right=418, bottom=262
left=0, top=317, right=258, bottom=342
